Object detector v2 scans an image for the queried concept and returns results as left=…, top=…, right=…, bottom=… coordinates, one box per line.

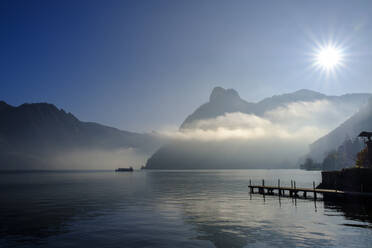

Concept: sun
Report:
left=316, top=46, right=342, bottom=69
left=313, top=44, right=344, bottom=72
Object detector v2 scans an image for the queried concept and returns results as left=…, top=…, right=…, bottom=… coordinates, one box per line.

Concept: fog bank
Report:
left=147, top=100, right=357, bottom=169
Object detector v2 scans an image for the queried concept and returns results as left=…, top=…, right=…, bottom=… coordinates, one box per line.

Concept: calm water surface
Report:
left=1, top=170, right=372, bottom=248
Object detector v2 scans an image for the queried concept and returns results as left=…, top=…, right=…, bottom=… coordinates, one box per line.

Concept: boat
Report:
left=115, top=167, right=134, bottom=172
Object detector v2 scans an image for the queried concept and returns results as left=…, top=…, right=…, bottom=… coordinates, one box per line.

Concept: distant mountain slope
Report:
left=0, top=101, right=162, bottom=169
left=147, top=87, right=372, bottom=170
left=308, top=98, right=372, bottom=162
left=181, top=87, right=371, bottom=129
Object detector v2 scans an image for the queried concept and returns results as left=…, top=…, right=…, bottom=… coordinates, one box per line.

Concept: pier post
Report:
left=294, top=181, right=298, bottom=197
left=249, top=179, right=253, bottom=193
left=313, top=181, right=317, bottom=200
left=278, top=179, right=281, bottom=196
left=262, top=179, right=265, bottom=195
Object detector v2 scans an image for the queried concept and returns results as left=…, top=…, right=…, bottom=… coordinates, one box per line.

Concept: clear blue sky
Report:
left=2, top=0, right=372, bottom=132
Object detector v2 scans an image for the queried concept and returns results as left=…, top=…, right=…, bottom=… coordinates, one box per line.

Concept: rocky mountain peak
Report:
left=209, top=87, right=241, bottom=103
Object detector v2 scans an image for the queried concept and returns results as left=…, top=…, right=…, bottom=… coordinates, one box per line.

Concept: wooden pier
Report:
left=248, top=179, right=372, bottom=199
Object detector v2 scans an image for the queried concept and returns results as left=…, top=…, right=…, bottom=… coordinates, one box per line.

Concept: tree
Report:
left=355, top=147, right=369, bottom=168
left=300, top=158, right=321, bottom=170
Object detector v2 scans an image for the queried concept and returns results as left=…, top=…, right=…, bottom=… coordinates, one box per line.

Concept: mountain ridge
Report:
left=0, top=101, right=163, bottom=169
left=181, top=87, right=372, bottom=129
left=148, top=87, right=372, bottom=170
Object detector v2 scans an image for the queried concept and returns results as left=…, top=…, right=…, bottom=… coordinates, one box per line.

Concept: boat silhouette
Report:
left=115, top=167, right=134, bottom=172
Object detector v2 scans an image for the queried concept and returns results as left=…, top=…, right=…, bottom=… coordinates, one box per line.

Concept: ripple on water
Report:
left=0, top=170, right=372, bottom=248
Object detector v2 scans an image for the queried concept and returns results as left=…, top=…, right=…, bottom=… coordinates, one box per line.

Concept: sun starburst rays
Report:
left=311, top=42, right=347, bottom=77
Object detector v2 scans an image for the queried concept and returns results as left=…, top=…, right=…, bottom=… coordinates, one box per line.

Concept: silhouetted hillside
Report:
left=0, top=102, right=162, bottom=169
left=308, top=98, right=372, bottom=162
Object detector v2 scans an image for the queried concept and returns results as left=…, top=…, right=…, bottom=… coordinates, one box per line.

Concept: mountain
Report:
left=0, top=101, right=163, bottom=170
left=146, top=87, right=372, bottom=170
left=0, top=101, right=11, bottom=112
left=181, top=87, right=371, bottom=129
left=181, top=87, right=254, bottom=128
left=308, top=98, right=372, bottom=163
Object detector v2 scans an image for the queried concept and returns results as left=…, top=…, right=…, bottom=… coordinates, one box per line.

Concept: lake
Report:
left=1, top=169, right=372, bottom=248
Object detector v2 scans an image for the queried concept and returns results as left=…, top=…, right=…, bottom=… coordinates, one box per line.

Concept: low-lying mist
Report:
left=0, top=148, right=150, bottom=170
left=163, top=100, right=355, bottom=142
left=147, top=100, right=358, bottom=169
left=51, top=148, right=148, bottom=170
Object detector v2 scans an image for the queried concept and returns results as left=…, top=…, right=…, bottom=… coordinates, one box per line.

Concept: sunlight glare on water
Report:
left=0, top=170, right=371, bottom=248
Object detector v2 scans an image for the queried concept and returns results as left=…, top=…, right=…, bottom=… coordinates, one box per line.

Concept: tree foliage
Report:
left=355, top=147, right=369, bottom=168
left=301, top=137, right=365, bottom=171
left=300, top=158, right=321, bottom=170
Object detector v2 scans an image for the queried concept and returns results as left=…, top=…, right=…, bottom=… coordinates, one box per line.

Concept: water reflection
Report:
left=0, top=171, right=147, bottom=243
left=323, top=197, right=372, bottom=228
left=147, top=170, right=333, bottom=248
left=1, top=170, right=372, bottom=247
